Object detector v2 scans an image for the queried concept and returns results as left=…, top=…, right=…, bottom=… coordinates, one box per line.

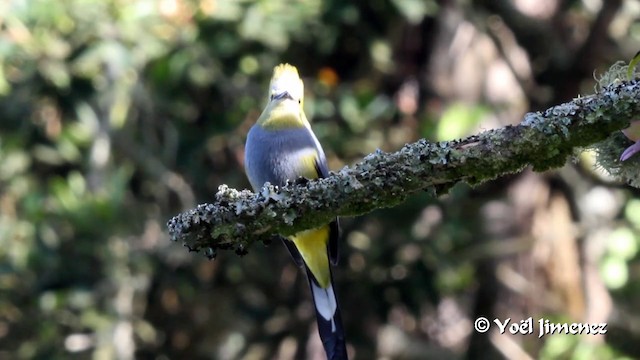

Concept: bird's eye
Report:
left=298, top=100, right=301, bottom=104
left=270, top=94, right=276, bottom=100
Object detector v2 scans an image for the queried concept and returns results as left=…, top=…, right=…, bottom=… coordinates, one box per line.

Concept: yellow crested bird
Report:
left=244, top=64, right=347, bottom=360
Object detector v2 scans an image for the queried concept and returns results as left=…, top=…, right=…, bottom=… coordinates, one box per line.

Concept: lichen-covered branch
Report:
left=167, top=80, right=640, bottom=257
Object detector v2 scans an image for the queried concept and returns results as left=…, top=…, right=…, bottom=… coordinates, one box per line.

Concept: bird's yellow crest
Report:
left=269, top=63, right=304, bottom=104
left=256, top=63, right=308, bottom=129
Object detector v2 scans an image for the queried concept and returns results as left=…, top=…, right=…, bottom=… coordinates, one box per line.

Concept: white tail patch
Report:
left=310, top=281, right=338, bottom=332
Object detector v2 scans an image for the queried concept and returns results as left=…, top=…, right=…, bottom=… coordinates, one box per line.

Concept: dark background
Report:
left=1, top=0, right=640, bottom=359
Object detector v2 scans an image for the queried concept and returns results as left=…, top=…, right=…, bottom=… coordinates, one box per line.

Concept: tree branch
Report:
left=167, top=80, right=640, bottom=257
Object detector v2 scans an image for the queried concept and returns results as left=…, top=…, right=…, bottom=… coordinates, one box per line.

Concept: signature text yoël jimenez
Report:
left=474, top=317, right=608, bottom=338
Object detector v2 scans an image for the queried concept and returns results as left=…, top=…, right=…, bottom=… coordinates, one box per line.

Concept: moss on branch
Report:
left=167, top=80, right=640, bottom=258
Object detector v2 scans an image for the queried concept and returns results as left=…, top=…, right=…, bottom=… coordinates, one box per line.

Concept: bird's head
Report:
left=268, top=63, right=304, bottom=107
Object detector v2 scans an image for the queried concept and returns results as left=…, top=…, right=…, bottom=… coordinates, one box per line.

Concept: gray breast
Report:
left=244, top=125, right=327, bottom=191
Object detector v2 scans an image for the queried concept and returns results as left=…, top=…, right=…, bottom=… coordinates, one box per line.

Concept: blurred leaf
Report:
left=600, top=256, right=628, bottom=289
left=624, top=198, right=640, bottom=228
left=436, top=102, right=488, bottom=141
left=607, top=227, right=638, bottom=261
left=391, top=0, right=438, bottom=24
left=0, top=150, right=30, bottom=181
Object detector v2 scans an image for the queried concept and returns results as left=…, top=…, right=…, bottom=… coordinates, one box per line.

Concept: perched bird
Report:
left=244, top=64, right=347, bottom=360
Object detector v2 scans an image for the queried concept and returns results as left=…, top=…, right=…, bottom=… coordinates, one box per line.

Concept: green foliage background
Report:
left=2, top=0, right=640, bottom=359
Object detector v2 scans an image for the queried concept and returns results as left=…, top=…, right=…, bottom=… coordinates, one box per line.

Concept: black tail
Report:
left=305, top=267, right=348, bottom=360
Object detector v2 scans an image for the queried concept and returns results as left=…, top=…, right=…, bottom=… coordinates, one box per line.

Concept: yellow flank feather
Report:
left=289, top=226, right=331, bottom=288
left=297, top=152, right=319, bottom=179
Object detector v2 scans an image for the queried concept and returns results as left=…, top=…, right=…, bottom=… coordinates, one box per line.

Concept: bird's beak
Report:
left=273, top=91, right=294, bottom=101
